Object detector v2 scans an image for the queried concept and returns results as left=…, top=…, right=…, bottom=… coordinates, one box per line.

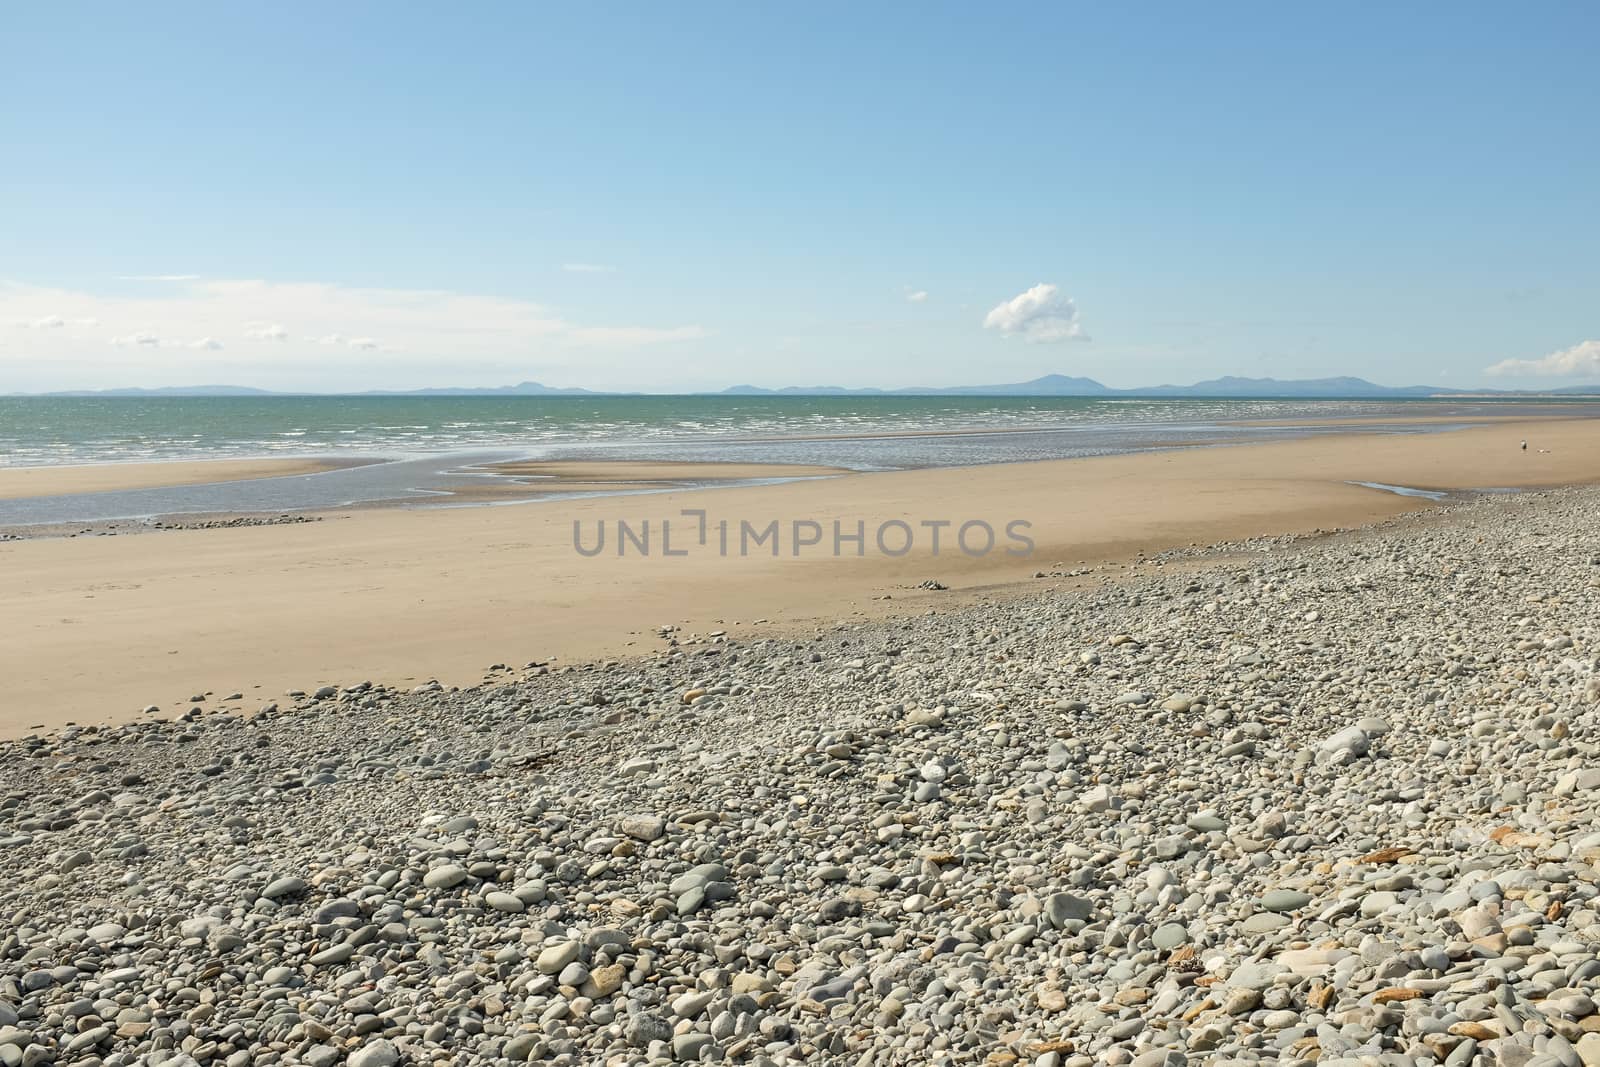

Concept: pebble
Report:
left=346, top=1039, right=399, bottom=1067
left=484, top=890, right=525, bottom=913
left=618, top=813, right=665, bottom=841
left=1260, top=888, right=1312, bottom=912
left=536, top=940, right=581, bottom=974
left=259, top=876, right=306, bottom=899
left=421, top=863, right=468, bottom=889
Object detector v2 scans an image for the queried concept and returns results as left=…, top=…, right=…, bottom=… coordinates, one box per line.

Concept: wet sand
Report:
left=2, top=416, right=1597, bottom=737
left=425, top=460, right=846, bottom=503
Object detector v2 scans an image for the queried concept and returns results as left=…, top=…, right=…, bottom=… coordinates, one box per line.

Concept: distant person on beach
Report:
left=1522, top=440, right=1528, bottom=451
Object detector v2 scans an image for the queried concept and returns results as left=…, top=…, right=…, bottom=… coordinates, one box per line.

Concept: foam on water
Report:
left=4, top=395, right=1557, bottom=468
left=1347, top=481, right=1450, bottom=501
left=0, top=395, right=1588, bottom=524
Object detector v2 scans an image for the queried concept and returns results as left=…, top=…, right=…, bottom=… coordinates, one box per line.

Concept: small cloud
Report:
left=33, top=315, right=65, bottom=329
left=117, top=274, right=201, bottom=282
left=562, top=263, right=613, bottom=273
left=313, top=332, right=378, bottom=350
left=111, top=332, right=160, bottom=347
left=246, top=323, right=290, bottom=342
left=567, top=324, right=707, bottom=345
left=75, top=317, right=100, bottom=327
left=1485, top=340, right=1600, bottom=378
left=190, top=337, right=224, bottom=350
left=906, top=289, right=929, bottom=304
left=984, top=283, right=1086, bottom=343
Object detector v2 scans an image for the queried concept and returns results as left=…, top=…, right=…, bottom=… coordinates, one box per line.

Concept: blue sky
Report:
left=2, top=3, right=1596, bottom=392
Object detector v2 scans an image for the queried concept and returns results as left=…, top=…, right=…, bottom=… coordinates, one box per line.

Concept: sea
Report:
left=0, top=394, right=1590, bottom=525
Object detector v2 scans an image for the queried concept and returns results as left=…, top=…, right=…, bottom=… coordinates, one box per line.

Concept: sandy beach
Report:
left=0, top=457, right=344, bottom=500
left=1, top=416, right=1596, bottom=737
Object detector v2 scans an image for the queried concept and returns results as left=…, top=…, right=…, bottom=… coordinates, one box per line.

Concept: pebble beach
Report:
left=4, top=482, right=1600, bottom=1067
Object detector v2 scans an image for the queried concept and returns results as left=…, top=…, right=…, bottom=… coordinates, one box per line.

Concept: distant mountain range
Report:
left=723, top=374, right=1464, bottom=397
left=12, top=375, right=1600, bottom=399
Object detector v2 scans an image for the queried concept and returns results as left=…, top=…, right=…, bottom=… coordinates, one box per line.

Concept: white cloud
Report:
left=983, top=283, right=1087, bottom=343
left=312, top=333, right=380, bottom=350
left=567, top=325, right=706, bottom=345
left=33, top=315, right=65, bottom=329
left=0, top=277, right=708, bottom=388
left=1485, top=340, right=1600, bottom=378
left=247, top=322, right=290, bottom=342
left=906, top=289, right=929, bottom=304
left=117, top=274, right=201, bottom=282
left=562, top=263, right=613, bottom=273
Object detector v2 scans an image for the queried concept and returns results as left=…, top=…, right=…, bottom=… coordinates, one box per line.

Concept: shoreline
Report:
left=3, top=415, right=1598, bottom=738
left=1, top=407, right=1592, bottom=529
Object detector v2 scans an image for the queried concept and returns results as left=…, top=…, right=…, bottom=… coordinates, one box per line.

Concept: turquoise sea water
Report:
left=0, top=394, right=1580, bottom=468
left=0, top=395, right=1592, bottom=525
